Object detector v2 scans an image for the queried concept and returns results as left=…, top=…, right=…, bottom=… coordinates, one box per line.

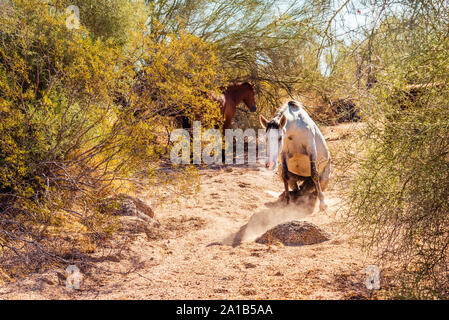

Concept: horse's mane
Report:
left=221, top=82, right=252, bottom=92
left=272, top=100, right=302, bottom=120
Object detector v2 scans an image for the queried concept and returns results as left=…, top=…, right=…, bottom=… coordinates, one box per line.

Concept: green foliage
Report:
left=66, top=0, right=149, bottom=47
left=146, top=0, right=328, bottom=114
left=343, top=0, right=449, bottom=299
left=0, top=0, right=223, bottom=278
left=125, top=27, right=225, bottom=128
left=3, top=0, right=446, bottom=299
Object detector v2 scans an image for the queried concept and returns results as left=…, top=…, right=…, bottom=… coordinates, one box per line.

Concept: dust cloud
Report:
left=221, top=192, right=317, bottom=246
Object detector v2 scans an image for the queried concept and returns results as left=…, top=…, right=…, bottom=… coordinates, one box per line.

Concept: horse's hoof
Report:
left=319, top=202, right=328, bottom=211
left=290, top=190, right=300, bottom=199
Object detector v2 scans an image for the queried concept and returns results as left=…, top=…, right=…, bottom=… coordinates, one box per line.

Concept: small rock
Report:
left=39, top=270, right=67, bottom=286
left=109, top=194, right=155, bottom=220
left=240, top=288, right=257, bottom=296
left=39, top=272, right=57, bottom=285
left=243, top=262, right=257, bottom=269
left=118, top=216, right=160, bottom=237
left=214, top=288, right=229, bottom=293
left=118, top=216, right=148, bottom=232
left=256, top=221, right=330, bottom=246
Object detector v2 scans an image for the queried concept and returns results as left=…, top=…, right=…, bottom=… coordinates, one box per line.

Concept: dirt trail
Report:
left=0, top=123, right=376, bottom=300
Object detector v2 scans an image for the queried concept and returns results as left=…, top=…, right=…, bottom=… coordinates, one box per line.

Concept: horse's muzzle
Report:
left=266, top=160, right=275, bottom=171
left=250, top=105, right=257, bottom=112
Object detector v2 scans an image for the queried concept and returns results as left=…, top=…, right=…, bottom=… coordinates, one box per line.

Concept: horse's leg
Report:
left=223, top=116, right=232, bottom=130
left=319, top=161, right=331, bottom=192
left=222, top=107, right=236, bottom=163
left=309, top=152, right=327, bottom=211
left=181, top=115, right=191, bottom=129
left=280, top=153, right=290, bottom=205
left=221, top=115, right=231, bottom=163
left=298, top=177, right=315, bottom=196
left=292, top=176, right=318, bottom=212
left=287, top=173, right=302, bottom=200
left=288, top=177, right=299, bottom=192
left=305, top=139, right=327, bottom=210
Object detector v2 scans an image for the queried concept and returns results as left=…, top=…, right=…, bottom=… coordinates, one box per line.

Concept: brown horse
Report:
left=214, top=82, right=257, bottom=129
left=178, top=82, right=257, bottom=130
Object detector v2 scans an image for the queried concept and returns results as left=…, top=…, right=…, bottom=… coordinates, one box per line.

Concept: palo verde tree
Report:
left=337, top=0, right=449, bottom=299
left=0, top=0, right=224, bottom=278
left=145, top=0, right=331, bottom=114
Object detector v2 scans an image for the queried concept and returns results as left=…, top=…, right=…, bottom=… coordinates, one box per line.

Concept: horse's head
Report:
left=259, top=114, right=287, bottom=171
left=242, top=82, right=257, bottom=112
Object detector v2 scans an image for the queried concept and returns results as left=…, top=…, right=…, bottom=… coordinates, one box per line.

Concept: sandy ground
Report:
left=0, top=123, right=380, bottom=300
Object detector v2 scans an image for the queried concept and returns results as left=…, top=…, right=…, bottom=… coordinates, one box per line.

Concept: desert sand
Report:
left=0, top=123, right=380, bottom=300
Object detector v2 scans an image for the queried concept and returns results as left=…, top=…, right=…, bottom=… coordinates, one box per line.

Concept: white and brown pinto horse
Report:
left=260, top=100, right=331, bottom=211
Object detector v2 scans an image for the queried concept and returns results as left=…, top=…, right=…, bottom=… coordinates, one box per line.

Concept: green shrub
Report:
left=0, top=0, right=223, bottom=279
left=345, top=7, right=449, bottom=298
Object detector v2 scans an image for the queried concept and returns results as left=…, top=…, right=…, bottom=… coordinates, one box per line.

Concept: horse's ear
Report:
left=259, top=115, right=268, bottom=129
left=243, top=81, right=254, bottom=89
left=279, top=114, right=287, bottom=129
